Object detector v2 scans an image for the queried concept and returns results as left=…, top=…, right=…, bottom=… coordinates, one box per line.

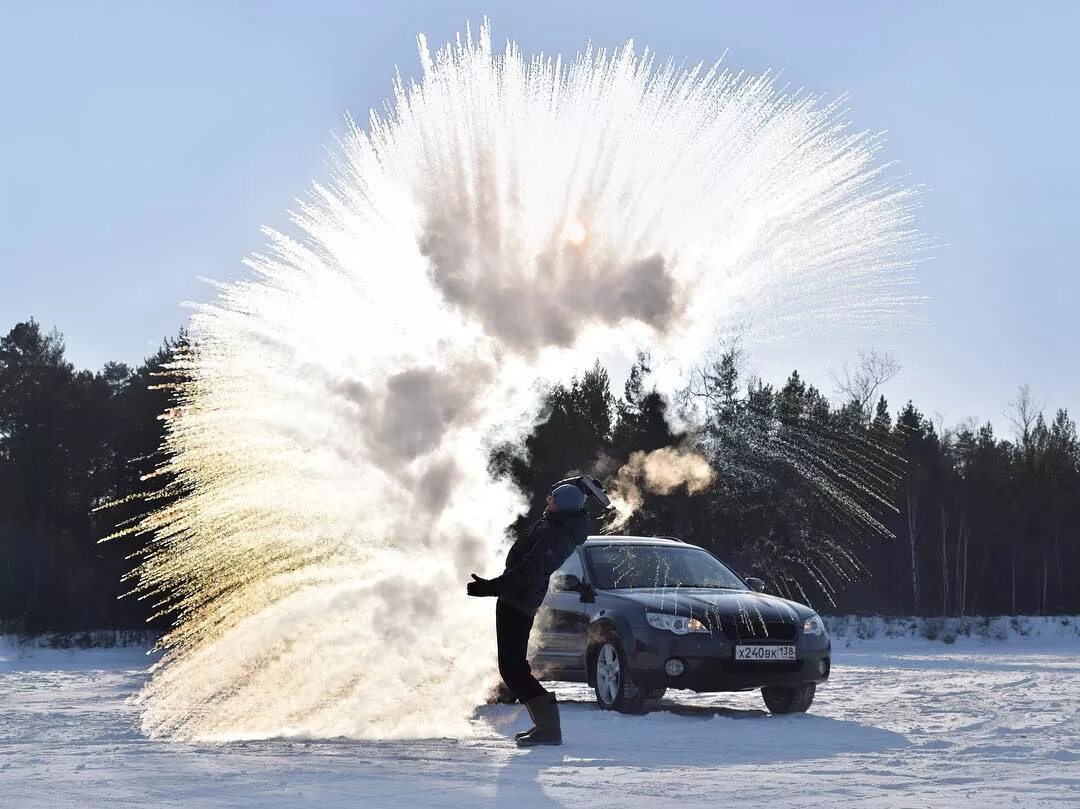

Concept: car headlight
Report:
left=646, top=612, right=710, bottom=635
left=803, top=613, right=826, bottom=636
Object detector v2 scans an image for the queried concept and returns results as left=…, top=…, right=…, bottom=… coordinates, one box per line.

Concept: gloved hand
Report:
left=467, top=573, right=500, bottom=597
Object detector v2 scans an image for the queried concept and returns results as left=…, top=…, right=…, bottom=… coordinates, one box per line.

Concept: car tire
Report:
left=761, top=683, right=816, bottom=714
left=591, top=636, right=646, bottom=714
left=645, top=687, right=667, bottom=701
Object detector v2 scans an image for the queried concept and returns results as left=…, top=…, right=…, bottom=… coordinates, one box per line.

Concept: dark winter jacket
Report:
left=493, top=509, right=591, bottom=617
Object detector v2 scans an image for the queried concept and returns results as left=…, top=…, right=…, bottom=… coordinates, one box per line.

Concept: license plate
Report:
left=735, top=645, right=796, bottom=661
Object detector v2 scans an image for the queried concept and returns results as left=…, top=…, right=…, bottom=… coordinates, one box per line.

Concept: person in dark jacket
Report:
left=467, top=482, right=591, bottom=746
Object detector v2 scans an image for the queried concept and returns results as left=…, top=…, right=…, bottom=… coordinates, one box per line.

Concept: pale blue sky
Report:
left=2, top=2, right=1077, bottom=432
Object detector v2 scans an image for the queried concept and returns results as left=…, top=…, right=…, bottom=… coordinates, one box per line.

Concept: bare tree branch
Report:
left=832, top=349, right=901, bottom=421
left=1006, top=384, right=1044, bottom=447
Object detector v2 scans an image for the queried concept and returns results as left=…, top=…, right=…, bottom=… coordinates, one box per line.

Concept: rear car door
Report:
left=529, top=549, right=590, bottom=676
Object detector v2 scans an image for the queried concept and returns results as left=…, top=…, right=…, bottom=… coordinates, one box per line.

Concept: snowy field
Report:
left=2, top=624, right=1079, bottom=808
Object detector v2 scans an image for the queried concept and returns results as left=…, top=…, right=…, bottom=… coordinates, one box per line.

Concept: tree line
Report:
left=1, top=319, right=1077, bottom=631
left=493, top=348, right=1080, bottom=617
left=0, top=320, right=179, bottom=631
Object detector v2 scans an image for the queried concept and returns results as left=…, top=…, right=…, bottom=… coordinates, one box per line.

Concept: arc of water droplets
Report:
left=113, top=21, right=925, bottom=740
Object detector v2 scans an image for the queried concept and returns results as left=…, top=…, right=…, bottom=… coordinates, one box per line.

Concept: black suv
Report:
left=530, top=536, right=831, bottom=714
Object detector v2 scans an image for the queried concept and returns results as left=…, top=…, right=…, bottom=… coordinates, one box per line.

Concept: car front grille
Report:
left=715, top=617, right=798, bottom=642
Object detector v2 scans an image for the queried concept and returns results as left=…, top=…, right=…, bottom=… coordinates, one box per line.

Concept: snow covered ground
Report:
left=2, top=623, right=1078, bottom=808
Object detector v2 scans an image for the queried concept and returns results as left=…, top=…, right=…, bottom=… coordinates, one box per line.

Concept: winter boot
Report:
left=516, top=693, right=562, bottom=747
left=514, top=698, right=539, bottom=741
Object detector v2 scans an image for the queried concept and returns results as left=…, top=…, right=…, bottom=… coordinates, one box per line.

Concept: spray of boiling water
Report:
left=606, top=447, right=715, bottom=531
left=115, top=22, right=923, bottom=740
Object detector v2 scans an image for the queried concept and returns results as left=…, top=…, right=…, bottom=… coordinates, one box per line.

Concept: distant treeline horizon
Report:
left=1, top=318, right=1077, bottom=631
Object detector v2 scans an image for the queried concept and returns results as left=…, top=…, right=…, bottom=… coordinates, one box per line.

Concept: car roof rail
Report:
left=585, top=534, right=685, bottom=543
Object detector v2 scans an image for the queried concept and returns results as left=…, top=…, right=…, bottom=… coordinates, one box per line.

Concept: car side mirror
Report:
left=551, top=572, right=582, bottom=593
left=745, top=576, right=766, bottom=593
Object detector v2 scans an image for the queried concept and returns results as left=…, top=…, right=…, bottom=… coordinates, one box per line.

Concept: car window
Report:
left=551, top=549, right=585, bottom=584
left=586, top=544, right=746, bottom=590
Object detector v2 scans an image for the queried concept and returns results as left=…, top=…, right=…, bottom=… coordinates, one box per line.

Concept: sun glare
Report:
left=564, top=218, right=587, bottom=246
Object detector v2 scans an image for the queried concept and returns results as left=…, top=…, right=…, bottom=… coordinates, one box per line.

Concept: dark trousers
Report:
left=496, top=599, right=547, bottom=703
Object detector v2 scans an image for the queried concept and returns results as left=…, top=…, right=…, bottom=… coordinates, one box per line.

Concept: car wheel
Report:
left=645, top=687, right=667, bottom=700
left=761, top=683, right=816, bottom=714
left=592, top=637, right=646, bottom=714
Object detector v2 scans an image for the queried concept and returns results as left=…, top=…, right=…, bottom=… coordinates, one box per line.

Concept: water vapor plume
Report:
left=607, top=447, right=715, bottom=530
left=110, top=20, right=926, bottom=741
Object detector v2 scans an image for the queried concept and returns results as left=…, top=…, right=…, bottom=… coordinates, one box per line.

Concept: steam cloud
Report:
left=607, top=447, right=716, bottom=531
left=115, top=22, right=923, bottom=741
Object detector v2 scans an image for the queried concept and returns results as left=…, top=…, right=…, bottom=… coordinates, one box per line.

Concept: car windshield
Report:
left=586, top=544, right=748, bottom=591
